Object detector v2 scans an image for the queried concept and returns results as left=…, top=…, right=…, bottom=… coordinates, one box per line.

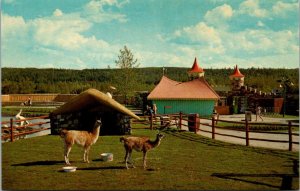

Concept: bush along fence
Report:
left=131, top=112, right=299, bottom=151
left=1, top=115, right=50, bottom=142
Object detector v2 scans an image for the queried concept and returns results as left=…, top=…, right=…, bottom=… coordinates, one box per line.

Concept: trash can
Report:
left=188, top=113, right=200, bottom=132
left=245, top=111, right=252, bottom=121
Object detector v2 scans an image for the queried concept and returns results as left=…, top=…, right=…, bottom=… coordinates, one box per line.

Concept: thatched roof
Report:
left=52, top=88, right=140, bottom=120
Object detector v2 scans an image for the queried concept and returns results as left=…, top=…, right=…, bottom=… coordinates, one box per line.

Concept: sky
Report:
left=1, top=0, right=299, bottom=69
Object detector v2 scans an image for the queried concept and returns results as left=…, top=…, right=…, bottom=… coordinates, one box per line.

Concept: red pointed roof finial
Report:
left=188, top=57, right=204, bottom=73
left=230, top=65, right=244, bottom=78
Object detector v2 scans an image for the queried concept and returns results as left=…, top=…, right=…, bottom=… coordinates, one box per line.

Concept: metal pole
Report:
left=283, top=86, right=286, bottom=117
left=245, top=119, right=249, bottom=146
left=10, top=118, right=14, bottom=142
left=194, top=114, right=197, bottom=134
left=150, top=114, right=153, bottom=130
left=179, top=112, right=182, bottom=130
left=212, top=117, right=215, bottom=139
left=288, top=121, right=292, bottom=151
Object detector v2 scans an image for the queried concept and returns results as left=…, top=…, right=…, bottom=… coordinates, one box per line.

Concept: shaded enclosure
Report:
left=50, top=89, right=139, bottom=135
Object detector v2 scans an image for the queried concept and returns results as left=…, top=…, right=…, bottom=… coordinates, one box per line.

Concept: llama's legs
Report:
left=84, top=146, right=91, bottom=163
left=129, top=150, right=135, bottom=168
left=64, top=145, right=72, bottom=165
left=125, top=150, right=129, bottom=169
left=143, top=151, right=147, bottom=169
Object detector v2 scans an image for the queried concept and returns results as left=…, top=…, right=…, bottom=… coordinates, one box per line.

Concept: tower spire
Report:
left=229, top=65, right=245, bottom=91
left=188, top=57, right=205, bottom=79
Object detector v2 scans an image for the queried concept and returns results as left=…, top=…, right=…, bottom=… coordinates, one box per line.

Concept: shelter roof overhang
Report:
left=52, top=88, right=140, bottom=120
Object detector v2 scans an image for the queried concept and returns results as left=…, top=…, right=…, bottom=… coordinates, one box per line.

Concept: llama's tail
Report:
left=60, top=129, right=68, bottom=138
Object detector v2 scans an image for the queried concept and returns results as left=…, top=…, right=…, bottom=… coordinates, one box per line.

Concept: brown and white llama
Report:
left=120, top=133, right=165, bottom=169
left=60, top=119, right=102, bottom=165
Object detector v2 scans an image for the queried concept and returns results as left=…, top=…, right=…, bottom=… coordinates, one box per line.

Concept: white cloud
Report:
left=53, top=9, right=63, bottom=17
left=204, top=4, right=233, bottom=25
left=257, top=21, right=264, bottom=27
left=238, top=0, right=268, bottom=18
left=182, top=22, right=221, bottom=44
left=1, top=12, right=120, bottom=69
left=272, top=1, right=298, bottom=17
left=31, top=13, right=92, bottom=50
left=82, top=0, right=127, bottom=23
left=221, top=28, right=299, bottom=57
left=1, top=13, right=27, bottom=36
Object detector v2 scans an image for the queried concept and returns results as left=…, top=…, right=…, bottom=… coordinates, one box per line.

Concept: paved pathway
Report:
left=181, top=114, right=299, bottom=152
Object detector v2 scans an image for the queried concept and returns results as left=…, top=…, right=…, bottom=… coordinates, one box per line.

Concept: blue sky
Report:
left=1, top=0, right=299, bottom=69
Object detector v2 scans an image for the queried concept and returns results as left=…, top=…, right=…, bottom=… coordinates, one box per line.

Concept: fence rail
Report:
left=2, top=112, right=299, bottom=151
left=1, top=115, right=50, bottom=142
left=132, top=112, right=299, bottom=151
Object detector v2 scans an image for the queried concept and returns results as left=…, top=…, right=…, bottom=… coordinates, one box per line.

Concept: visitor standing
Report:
left=255, top=105, right=263, bottom=121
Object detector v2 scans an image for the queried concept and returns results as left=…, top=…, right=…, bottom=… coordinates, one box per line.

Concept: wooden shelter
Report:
left=50, top=88, right=140, bottom=135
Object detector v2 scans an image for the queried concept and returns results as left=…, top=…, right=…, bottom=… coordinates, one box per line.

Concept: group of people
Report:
left=145, top=104, right=157, bottom=116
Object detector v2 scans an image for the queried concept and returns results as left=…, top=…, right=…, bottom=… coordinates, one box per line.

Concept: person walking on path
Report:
left=153, top=104, right=157, bottom=116
left=255, top=105, right=263, bottom=121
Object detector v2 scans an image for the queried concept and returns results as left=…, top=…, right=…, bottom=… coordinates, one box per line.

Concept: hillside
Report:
left=1, top=67, right=299, bottom=94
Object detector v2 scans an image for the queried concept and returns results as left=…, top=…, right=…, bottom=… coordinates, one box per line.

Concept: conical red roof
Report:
left=230, top=65, right=244, bottom=78
left=188, top=57, right=204, bottom=73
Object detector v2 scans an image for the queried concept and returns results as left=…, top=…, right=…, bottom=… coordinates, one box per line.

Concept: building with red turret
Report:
left=229, top=65, right=245, bottom=91
left=147, top=57, right=219, bottom=116
left=215, top=65, right=285, bottom=115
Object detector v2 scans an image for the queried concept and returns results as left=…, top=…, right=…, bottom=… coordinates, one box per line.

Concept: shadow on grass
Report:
left=58, top=166, right=125, bottom=172
left=12, top=160, right=65, bottom=166
left=211, top=172, right=299, bottom=190
left=77, top=166, right=125, bottom=171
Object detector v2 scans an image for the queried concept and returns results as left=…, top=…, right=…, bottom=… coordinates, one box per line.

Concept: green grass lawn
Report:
left=2, top=129, right=299, bottom=190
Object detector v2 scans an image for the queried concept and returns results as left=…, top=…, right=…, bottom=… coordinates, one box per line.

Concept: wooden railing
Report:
left=1, top=115, right=50, bottom=142
left=132, top=112, right=299, bottom=151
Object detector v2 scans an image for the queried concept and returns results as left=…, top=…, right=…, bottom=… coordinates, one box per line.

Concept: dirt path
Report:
left=180, top=114, right=299, bottom=152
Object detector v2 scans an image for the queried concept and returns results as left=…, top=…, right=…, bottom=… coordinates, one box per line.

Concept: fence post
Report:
left=212, top=117, right=215, bottom=139
left=10, top=118, right=14, bottom=142
left=288, top=121, right=292, bottom=151
left=245, top=119, right=249, bottom=146
left=179, top=112, right=182, bottom=130
left=150, top=114, right=153, bottom=130
left=194, top=113, right=198, bottom=134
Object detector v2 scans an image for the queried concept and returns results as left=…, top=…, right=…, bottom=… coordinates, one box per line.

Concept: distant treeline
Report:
left=2, top=67, right=299, bottom=95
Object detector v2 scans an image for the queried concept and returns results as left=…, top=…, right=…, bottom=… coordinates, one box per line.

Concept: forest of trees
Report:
left=2, top=67, right=299, bottom=96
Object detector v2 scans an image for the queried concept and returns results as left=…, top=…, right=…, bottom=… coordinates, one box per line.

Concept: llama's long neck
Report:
left=16, top=109, right=22, bottom=117
left=91, top=124, right=101, bottom=141
left=149, top=135, right=162, bottom=149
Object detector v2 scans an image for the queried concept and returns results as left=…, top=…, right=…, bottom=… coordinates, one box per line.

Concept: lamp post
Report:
left=277, top=77, right=293, bottom=117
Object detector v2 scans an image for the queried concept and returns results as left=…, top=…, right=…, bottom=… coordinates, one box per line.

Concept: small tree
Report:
left=114, top=46, right=140, bottom=100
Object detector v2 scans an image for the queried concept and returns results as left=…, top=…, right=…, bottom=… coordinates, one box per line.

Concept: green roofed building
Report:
left=147, top=58, right=220, bottom=116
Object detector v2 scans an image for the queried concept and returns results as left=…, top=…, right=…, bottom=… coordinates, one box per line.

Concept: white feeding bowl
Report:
left=62, top=166, right=77, bottom=172
left=100, top=153, right=113, bottom=162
